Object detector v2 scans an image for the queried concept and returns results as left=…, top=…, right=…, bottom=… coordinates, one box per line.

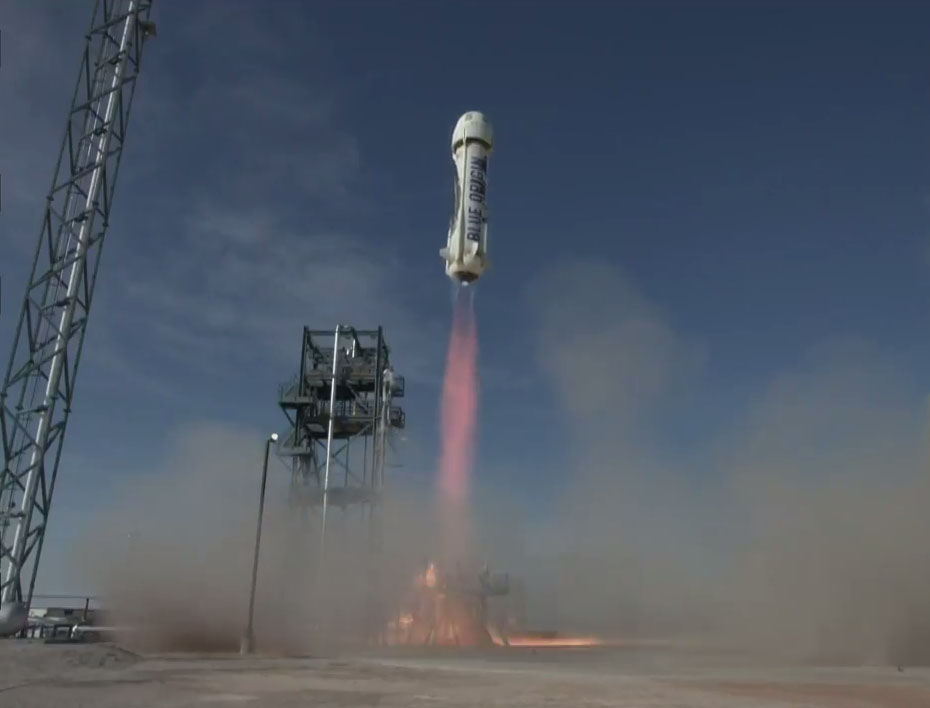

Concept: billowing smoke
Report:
left=73, top=422, right=437, bottom=654
left=519, top=259, right=930, bottom=665
left=70, top=257, right=930, bottom=665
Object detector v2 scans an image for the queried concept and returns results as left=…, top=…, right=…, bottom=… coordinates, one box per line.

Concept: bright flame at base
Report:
left=379, top=561, right=607, bottom=650
left=496, top=635, right=605, bottom=648
left=381, top=561, right=494, bottom=647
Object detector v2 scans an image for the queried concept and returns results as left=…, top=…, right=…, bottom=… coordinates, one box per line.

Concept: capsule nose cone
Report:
left=455, top=111, right=487, bottom=128
left=452, top=111, right=493, bottom=151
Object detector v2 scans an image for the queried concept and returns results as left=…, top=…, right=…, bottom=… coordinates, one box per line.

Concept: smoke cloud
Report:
left=74, top=421, right=437, bottom=653
left=520, top=259, right=930, bottom=665
left=71, top=257, right=930, bottom=665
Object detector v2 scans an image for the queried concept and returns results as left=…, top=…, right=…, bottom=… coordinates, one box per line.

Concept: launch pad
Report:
left=382, top=561, right=512, bottom=647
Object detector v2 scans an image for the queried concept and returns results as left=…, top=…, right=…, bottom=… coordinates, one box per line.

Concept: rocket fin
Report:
left=439, top=247, right=449, bottom=260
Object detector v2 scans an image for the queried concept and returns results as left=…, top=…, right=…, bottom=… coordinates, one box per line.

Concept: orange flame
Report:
left=500, top=635, right=604, bottom=648
left=382, top=560, right=493, bottom=647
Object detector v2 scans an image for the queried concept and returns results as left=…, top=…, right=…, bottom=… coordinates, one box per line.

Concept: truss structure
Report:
left=0, top=0, right=156, bottom=608
left=278, top=326, right=405, bottom=517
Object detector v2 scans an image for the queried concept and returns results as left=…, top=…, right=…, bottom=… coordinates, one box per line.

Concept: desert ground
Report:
left=3, top=640, right=930, bottom=707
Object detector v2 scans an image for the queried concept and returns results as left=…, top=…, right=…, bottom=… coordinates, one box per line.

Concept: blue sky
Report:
left=3, top=1, right=930, bottom=594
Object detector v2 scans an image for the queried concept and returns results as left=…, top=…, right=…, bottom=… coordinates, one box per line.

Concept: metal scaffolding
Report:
left=0, top=0, right=156, bottom=611
left=278, top=326, right=405, bottom=638
left=278, top=326, right=405, bottom=522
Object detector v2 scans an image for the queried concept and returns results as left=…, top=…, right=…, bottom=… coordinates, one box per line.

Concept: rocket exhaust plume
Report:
left=438, top=286, right=479, bottom=561
left=435, top=110, right=491, bottom=563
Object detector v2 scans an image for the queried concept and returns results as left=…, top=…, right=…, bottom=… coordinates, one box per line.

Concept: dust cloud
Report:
left=73, top=258, right=930, bottom=665
left=522, top=259, right=930, bottom=665
left=74, top=422, right=436, bottom=654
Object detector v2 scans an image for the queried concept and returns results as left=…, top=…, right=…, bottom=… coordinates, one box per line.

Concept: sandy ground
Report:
left=3, top=640, right=930, bottom=707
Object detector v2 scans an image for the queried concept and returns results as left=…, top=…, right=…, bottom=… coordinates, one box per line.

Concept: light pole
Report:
left=240, top=432, right=278, bottom=655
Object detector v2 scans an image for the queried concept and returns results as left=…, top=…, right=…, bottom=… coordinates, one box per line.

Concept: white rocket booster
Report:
left=441, top=111, right=493, bottom=283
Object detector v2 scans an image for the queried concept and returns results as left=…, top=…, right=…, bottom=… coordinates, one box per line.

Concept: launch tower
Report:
left=0, top=0, right=156, bottom=625
left=278, top=326, right=404, bottom=637
left=278, top=326, right=405, bottom=528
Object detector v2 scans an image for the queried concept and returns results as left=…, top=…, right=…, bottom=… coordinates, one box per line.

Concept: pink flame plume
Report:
left=438, top=287, right=478, bottom=557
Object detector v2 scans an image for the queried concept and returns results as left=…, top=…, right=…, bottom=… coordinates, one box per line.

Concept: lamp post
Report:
left=240, top=432, right=278, bottom=655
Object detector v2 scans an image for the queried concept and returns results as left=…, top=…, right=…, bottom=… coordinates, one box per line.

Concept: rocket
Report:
left=441, top=111, right=493, bottom=284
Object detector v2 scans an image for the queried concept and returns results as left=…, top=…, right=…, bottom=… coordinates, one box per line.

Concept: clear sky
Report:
left=3, top=1, right=930, bottom=594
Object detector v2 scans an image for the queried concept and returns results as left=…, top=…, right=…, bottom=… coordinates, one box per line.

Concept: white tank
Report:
left=0, top=601, right=28, bottom=636
left=440, top=111, right=493, bottom=283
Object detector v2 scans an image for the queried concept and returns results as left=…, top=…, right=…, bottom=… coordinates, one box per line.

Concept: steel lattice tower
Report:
left=0, top=0, right=156, bottom=612
left=279, top=326, right=405, bottom=637
left=279, top=326, right=405, bottom=525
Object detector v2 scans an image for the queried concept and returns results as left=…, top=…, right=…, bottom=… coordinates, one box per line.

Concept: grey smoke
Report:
left=72, top=258, right=930, bottom=665
left=520, top=259, right=930, bottom=664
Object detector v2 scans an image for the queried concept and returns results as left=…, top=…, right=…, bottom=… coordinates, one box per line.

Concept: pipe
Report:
left=319, top=325, right=341, bottom=560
